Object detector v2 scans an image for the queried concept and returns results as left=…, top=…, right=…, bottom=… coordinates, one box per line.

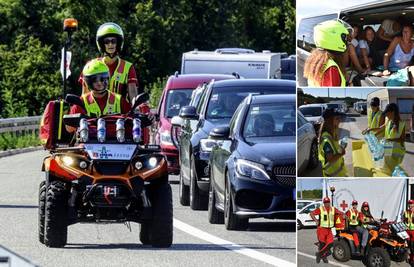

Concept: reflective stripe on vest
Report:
left=318, top=131, right=346, bottom=177
left=82, top=91, right=121, bottom=117
left=405, top=210, right=414, bottom=230
left=308, top=58, right=346, bottom=87
left=349, top=209, right=359, bottom=226
left=99, top=58, right=132, bottom=94
left=384, top=120, right=405, bottom=160
left=319, top=206, right=334, bottom=228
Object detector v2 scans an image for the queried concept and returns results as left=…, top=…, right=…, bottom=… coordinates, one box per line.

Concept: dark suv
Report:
left=177, top=79, right=295, bottom=210
left=208, top=94, right=296, bottom=230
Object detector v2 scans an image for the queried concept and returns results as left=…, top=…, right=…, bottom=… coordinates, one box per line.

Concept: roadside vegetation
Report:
left=0, top=133, right=41, bottom=151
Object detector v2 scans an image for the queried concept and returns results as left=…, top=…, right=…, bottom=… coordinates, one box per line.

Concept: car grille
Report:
left=272, top=165, right=296, bottom=187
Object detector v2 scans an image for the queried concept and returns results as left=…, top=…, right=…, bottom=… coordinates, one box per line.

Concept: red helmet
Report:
left=362, top=201, right=369, bottom=207
left=352, top=200, right=358, bottom=205
left=323, top=197, right=331, bottom=203
left=408, top=199, right=414, bottom=205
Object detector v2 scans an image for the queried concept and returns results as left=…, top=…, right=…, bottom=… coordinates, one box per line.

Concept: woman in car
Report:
left=304, top=20, right=350, bottom=87
left=318, top=108, right=347, bottom=177
left=374, top=19, right=401, bottom=51
left=382, top=24, right=414, bottom=76
left=344, top=25, right=366, bottom=74
left=358, top=26, right=377, bottom=73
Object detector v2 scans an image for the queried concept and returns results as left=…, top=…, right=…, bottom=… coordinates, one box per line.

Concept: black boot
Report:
left=322, top=257, right=329, bottom=263
left=316, top=252, right=321, bottom=263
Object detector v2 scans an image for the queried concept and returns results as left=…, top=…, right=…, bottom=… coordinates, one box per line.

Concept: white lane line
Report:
left=173, top=218, right=295, bottom=267
left=297, top=251, right=351, bottom=267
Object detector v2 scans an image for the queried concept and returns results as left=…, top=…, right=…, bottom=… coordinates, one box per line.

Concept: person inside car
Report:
left=210, top=94, right=241, bottom=117
left=374, top=18, right=402, bottom=51
left=253, top=114, right=274, bottom=136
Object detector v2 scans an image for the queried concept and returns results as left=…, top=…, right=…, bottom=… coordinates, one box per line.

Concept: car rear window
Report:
left=297, top=14, right=338, bottom=52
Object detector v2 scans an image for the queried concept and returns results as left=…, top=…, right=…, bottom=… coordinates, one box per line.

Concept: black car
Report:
left=177, top=79, right=295, bottom=210
left=208, top=94, right=296, bottom=230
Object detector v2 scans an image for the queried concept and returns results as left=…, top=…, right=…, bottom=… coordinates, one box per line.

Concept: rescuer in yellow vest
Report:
left=318, top=108, right=348, bottom=177
left=304, top=20, right=351, bottom=87
left=346, top=200, right=368, bottom=254
left=362, top=97, right=385, bottom=138
left=404, top=199, right=414, bottom=265
left=310, top=197, right=341, bottom=264
left=374, top=103, right=406, bottom=173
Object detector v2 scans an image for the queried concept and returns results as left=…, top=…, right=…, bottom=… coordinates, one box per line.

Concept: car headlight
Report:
left=160, top=131, right=173, bottom=146
left=200, top=139, right=218, bottom=152
left=235, top=159, right=271, bottom=181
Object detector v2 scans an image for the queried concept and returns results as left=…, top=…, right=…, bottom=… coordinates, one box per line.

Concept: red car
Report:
left=155, top=73, right=236, bottom=174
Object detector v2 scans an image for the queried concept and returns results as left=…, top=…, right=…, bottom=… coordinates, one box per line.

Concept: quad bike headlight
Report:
left=62, top=156, right=74, bottom=166
left=79, top=161, right=88, bottom=169
left=135, top=161, right=143, bottom=170
left=148, top=157, right=158, bottom=168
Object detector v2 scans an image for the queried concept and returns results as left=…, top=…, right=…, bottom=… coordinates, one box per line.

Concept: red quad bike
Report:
left=38, top=93, right=173, bottom=248
left=332, top=214, right=409, bottom=267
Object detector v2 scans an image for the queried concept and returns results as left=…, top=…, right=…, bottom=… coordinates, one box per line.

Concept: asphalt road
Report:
left=299, top=112, right=414, bottom=177
left=297, top=228, right=408, bottom=267
left=0, top=150, right=295, bottom=267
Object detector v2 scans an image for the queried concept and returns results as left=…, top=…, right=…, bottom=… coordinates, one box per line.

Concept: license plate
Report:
left=84, top=144, right=136, bottom=160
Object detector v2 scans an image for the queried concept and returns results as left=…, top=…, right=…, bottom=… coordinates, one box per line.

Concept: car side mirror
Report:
left=179, top=106, right=198, bottom=120
left=171, top=116, right=184, bottom=127
left=131, top=92, right=150, bottom=110
left=209, top=126, right=230, bottom=140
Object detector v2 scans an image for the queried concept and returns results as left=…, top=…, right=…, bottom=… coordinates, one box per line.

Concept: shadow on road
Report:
left=65, top=242, right=294, bottom=251
left=247, top=221, right=296, bottom=233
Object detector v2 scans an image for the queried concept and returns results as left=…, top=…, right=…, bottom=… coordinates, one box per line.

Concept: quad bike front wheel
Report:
left=38, top=180, right=46, bottom=244
left=146, top=180, right=173, bottom=248
left=44, top=180, right=69, bottom=248
left=332, top=239, right=351, bottom=262
left=366, top=247, right=391, bottom=267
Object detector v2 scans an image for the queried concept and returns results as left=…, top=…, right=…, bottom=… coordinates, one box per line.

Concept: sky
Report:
left=297, top=179, right=323, bottom=191
left=302, top=88, right=379, bottom=99
left=296, top=0, right=380, bottom=24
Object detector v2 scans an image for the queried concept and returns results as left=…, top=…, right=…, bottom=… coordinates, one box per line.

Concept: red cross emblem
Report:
left=340, top=200, right=348, bottom=211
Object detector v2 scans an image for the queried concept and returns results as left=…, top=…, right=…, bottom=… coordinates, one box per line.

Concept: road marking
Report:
left=297, top=251, right=351, bottom=267
left=173, top=218, right=295, bottom=267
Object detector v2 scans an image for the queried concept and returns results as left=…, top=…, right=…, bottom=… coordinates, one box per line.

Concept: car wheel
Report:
left=139, top=222, right=151, bottom=245
left=44, top=180, right=69, bottom=248
left=208, top=179, right=224, bottom=224
left=307, top=139, right=319, bottom=169
left=224, top=173, right=248, bottom=230
left=38, top=180, right=46, bottom=244
left=179, top=167, right=189, bottom=206
left=297, top=219, right=303, bottom=230
left=189, top=155, right=208, bottom=210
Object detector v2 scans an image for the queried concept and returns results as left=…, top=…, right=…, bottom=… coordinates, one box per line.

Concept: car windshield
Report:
left=297, top=202, right=311, bottom=209
left=299, top=106, right=322, bottom=117
left=164, top=89, right=193, bottom=118
left=206, top=86, right=293, bottom=120
left=243, top=102, right=295, bottom=138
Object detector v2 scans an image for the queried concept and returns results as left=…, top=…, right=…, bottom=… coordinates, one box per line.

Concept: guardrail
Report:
left=0, top=116, right=41, bottom=134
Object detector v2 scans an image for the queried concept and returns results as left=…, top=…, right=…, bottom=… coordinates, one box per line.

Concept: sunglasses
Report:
left=104, top=38, right=117, bottom=45
left=91, top=75, right=109, bottom=83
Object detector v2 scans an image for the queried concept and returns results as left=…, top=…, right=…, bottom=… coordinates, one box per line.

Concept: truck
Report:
left=181, top=48, right=293, bottom=79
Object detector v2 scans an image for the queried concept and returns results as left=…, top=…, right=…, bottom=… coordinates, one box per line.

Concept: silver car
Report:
left=297, top=111, right=318, bottom=176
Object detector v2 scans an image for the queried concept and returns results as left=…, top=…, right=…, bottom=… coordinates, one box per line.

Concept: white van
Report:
left=181, top=48, right=282, bottom=79
left=297, top=0, right=414, bottom=87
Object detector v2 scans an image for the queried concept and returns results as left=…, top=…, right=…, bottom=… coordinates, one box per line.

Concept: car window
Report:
left=297, top=14, right=338, bottom=52
left=297, top=201, right=311, bottom=209
left=164, top=89, right=193, bottom=118
left=299, top=106, right=322, bottom=117
left=243, top=101, right=295, bottom=138
left=297, top=112, right=307, bottom=128
left=229, top=101, right=245, bottom=136
left=196, top=86, right=209, bottom=114
left=189, top=88, right=202, bottom=107
left=301, top=203, right=320, bottom=214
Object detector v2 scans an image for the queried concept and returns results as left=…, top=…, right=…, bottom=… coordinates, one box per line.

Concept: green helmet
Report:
left=83, top=59, right=109, bottom=91
left=314, top=20, right=350, bottom=52
left=96, top=22, right=124, bottom=54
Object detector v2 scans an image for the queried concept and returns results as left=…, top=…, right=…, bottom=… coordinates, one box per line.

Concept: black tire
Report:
left=148, top=181, right=173, bottom=248
left=208, top=179, right=224, bottom=224
left=189, top=155, right=208, bottom=210
left=44, top=180, right=69, bottom=248
left=297, top=219, right=303, bottom=230
left=38, top=180, right=46, bottom=244
left=224, top=173, right=248, bottom=230
left=366, top=247, right=391, bottom=267
left=139, top=222, right=151, bottom=245
left=179, top=167, right=189, bottom=206
left=308, top=140, right=319, bottom=169
left=332, top=239, right=351, bottom=262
